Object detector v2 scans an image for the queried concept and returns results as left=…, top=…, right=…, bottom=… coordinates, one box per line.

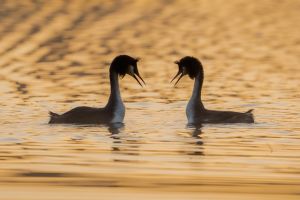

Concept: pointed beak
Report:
left=131, top=74, right=143, bottom=87
left=135, top=71, right=146, bottom=86
left=174, top=73, right=184, bottom=86
left=170, top=70, right=181, bottom=83
left=171, top=67, right=185, bottom=86
left=128, top=65, right=146, bottom=87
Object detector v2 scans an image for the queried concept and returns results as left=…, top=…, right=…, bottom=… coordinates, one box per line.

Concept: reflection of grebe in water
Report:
left=172, top=56, right=254, bottom=124
left=188, top=124, right=203, bottom=139
left=49, top=55, right=145, bottom=124
left=108, top=122, right=124, bottom=135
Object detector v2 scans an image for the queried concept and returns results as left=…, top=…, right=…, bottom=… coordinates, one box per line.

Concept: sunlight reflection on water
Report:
left=0, top=0, right=300, bottom=199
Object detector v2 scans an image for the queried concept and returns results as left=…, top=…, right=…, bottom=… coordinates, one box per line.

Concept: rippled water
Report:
left=0, top=0, right=300, bottom=199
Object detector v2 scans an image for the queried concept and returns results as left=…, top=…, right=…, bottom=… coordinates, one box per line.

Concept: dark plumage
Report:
left=172, top=56, right=254, bottom=124
left=48, top=107, right=111, bottom=124
left=49, top=55, right=145, bottom=124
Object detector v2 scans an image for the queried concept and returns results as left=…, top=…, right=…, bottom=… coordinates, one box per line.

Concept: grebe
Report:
left=172, top=56, right=254, bottom=124
left=49, top=55, right=145, bottom=124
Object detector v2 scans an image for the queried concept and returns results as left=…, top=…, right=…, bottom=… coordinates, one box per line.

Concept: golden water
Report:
left=0, top=0, right=300, bottom=199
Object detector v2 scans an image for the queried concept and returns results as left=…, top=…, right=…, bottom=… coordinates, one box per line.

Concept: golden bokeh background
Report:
left=0, top=1, right=299, bottom=199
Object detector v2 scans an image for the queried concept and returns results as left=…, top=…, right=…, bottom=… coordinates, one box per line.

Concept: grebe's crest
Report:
left=172, top=56, right=203, bottom=85
left=110, top=55, right=145, bottom=86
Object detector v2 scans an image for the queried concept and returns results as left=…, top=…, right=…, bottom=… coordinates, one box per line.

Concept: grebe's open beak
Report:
left=131, top=74, right=143, bottom=87
left=128, top=66, right=146, bottom=87
left=171, top=66, right=186, bottom=86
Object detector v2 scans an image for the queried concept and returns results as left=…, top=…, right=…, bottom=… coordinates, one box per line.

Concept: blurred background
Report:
left=0, top=0, right=299, bottom=200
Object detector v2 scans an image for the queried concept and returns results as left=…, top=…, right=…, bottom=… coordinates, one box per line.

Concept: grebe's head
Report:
left=110, top=55, right=145, bottom=87
left=171, top=56, right=203, bottom=85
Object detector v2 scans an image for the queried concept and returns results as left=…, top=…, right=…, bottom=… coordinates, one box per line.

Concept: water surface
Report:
left=0, top=0, right=300, bottom=199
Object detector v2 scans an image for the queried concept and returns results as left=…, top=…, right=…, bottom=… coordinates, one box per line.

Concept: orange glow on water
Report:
left=0, top=0, right=300, bottom=199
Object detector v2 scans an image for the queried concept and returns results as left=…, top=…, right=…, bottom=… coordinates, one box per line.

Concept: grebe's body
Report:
left=49, top=55, right=145, bottom=124
left=172, top=56, right=254, bottom=124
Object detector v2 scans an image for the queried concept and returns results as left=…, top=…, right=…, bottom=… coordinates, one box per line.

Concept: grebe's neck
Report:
left=186, top=72, right=205, bottom=124
left=106, top=71, right=123, bottom=108
left=189, top=72, right=205, bottom=110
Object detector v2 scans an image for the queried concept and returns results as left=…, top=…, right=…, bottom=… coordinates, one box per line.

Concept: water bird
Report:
left=171, top=56, right=254, bottom=124
left=49, top=55, right=145, bottom=124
